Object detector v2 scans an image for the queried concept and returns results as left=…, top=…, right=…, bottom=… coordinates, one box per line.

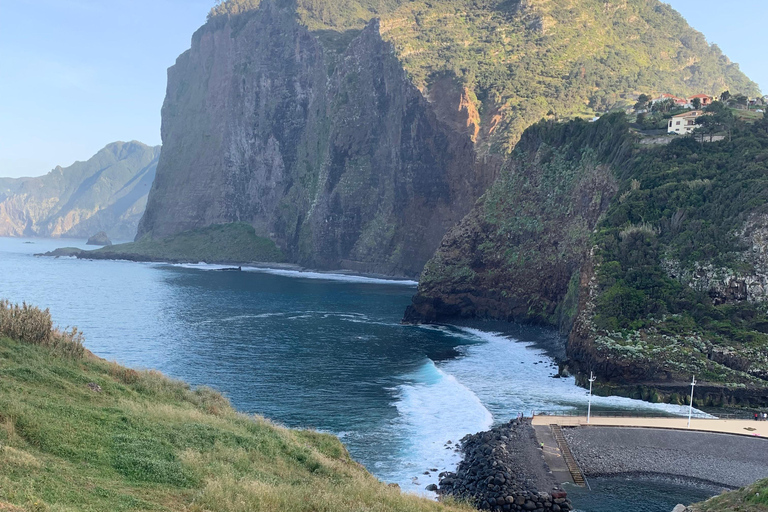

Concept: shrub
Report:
left=0, top=300, right=84, bottom=358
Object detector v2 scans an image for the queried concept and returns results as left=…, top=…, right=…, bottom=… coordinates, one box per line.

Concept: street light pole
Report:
left=687, top=375, right=696, bottom=428
left=587, top=371, right=596, bottom=424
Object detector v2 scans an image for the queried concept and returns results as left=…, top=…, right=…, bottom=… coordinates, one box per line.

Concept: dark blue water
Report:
left=567, top=477, right=722, bottom=512
left=0, top=237, right=712, bottom=505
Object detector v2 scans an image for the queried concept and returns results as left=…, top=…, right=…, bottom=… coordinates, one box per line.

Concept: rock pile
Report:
left=438, top=419, right=572, bottom=511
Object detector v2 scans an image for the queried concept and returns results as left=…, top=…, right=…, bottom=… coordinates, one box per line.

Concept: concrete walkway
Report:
left=531, top=416, right=768, bottom=439
left=532, top=424, right=574, bottom=485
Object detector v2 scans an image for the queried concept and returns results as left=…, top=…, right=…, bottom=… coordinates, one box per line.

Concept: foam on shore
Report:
left=171, top=262, right=418, bottom=286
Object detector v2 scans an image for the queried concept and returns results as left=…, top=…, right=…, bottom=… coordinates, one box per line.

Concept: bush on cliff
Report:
left=0, top=302, right=471, bottom=511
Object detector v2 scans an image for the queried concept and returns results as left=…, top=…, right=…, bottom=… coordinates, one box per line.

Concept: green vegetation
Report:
left=0, top=301, right=472, bottom=511
left=209, top=0, right=759, bottom=154
left=690, top=478, right=768, bottom=511
left=89, top=223, right=286, bottom=264
left=589, top=111, right=768, bottom=384
left=413, top=109, right=768, bottom=396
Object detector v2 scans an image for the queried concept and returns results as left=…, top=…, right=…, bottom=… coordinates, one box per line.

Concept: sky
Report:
left=0, top=0, right=766, bottom=178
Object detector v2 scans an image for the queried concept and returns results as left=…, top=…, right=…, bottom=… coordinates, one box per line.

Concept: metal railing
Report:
left=526, top=409, right=736, bottom=420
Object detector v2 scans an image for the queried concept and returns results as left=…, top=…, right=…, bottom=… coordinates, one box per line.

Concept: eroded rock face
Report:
left=138, top=2, right=495, bottom=277
left=662, top=214, right=768, bottom=305
left=404, top=118, right=626, bottom=328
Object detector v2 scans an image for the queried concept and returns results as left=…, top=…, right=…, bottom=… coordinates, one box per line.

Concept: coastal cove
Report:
left=1, top=237, right=716, bottom=509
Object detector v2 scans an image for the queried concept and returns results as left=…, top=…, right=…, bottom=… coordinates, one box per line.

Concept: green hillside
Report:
left=212, top=0, right=760, bottom=154
left=0, top=301, right=471, bottom=511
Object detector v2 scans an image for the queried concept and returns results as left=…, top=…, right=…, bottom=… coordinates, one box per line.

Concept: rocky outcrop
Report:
left=405, top=116, right=630, bottom=329
left=86, top=231, right=112, bottom=246
left=438, top=420, right=572, bottom=512
left=138, top=3, right=496, bottom=278
left=0, top=141, right=160, bottom=240
left=661, top=213, right=768, bottom=306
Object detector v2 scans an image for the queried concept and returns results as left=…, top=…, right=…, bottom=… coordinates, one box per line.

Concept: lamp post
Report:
left=587, top=371, right=596, bottom=424
left=687, top=375, right=696, bottom=428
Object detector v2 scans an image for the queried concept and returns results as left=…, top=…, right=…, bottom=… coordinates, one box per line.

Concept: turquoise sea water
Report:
left=0, top=237, right=718, bottom=508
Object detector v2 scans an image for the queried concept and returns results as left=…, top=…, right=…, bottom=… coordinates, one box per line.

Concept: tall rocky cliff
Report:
left=138, top=0, right=758, bottom=277
left=138, top=3, right=495, bottom=277
left=0, top=142, right=160, bottom=240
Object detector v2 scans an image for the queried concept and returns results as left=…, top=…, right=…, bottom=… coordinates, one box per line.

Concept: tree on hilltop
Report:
left=634, top=94, right=652, bottom=111
left=692, top=97, right=701, bottom=110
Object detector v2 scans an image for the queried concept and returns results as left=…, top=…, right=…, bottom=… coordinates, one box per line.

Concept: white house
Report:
left=668, top=110, right=705, bottom=135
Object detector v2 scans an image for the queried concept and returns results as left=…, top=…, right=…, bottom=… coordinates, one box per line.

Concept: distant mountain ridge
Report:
left=0, top=141, right=160, bottom=240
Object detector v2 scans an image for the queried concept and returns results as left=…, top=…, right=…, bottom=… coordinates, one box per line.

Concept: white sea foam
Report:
left=169, top=262, right=418, bottom=286
left=387, top=326, right=713, bottom=497
left=442, top=327, right=711, bottom=418
left=193, top=312, right=286, bottom=326
left=387, top=360, right=494, bottom=494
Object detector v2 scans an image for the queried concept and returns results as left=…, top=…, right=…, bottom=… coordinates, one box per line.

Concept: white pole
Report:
left=587, top=371, right=596, bottom=424
left=687, top=375, right=696, bottom=428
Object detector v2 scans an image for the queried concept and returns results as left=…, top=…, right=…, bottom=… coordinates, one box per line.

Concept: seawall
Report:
left=438, top=419, right=573, bottom=511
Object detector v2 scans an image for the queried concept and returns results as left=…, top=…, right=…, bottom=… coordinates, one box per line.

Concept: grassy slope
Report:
left=690, top=478, right=768, bottom=512
left=0, top=336, right=472, bottom=512
left=88, top=223, right=286, bottom=264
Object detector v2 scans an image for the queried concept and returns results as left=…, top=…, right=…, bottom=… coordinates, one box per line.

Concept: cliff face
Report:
left=138, top=2, right=495, bottom=277
left=0, top=142, right=160, bottom=240
left=405, top=116, right=631, bottom=329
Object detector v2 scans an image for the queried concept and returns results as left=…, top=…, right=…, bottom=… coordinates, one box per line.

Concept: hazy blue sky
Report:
left=0, top=0, right=765, bottom=178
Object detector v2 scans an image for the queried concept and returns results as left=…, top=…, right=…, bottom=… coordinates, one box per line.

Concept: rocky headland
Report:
left=134, top=0, right=757, bottom=278
left=407, top=113, right=768, bottom=408
left=438, top=420, right=572, bottom=512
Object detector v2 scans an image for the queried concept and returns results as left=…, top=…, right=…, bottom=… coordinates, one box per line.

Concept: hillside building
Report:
left=689, top=94, right=714, bottom=107
left=668, top=110, right=705, bottom=135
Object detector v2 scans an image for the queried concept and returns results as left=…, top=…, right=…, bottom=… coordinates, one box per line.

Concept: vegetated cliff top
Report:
left=209, top=0, right=760, bottom=154
left=0, top=141, right=160, bottom=240
left=0, top=300, right=472, bottom=511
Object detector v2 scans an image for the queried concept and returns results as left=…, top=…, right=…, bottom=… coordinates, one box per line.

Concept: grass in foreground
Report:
left=0, top=302, right=471, bottom=511
left=690, top=478, right=768, bottom=511
left=89, top=223, right=286, bottom=264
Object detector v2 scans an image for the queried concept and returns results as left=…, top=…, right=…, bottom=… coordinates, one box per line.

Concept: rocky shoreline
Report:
left=438, top=419, right=572, bottom=511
